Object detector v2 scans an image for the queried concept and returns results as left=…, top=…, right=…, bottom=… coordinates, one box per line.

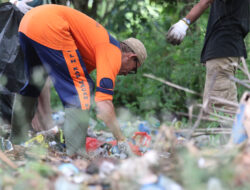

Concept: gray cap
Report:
left=122, top=37, right=147, bottom=65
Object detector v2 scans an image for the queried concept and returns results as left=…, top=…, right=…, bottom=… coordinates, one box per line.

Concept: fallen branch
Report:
left=0, top=150, right=17, bottom=169
left=189, top=104, right=235, bottom=121
left=195, top=105, right=237, bottom=115
left=228, top=75, right=250, bottom=89
left=191, top=132, right=231, bottom=137
left=177, top=128, right=231, bottom=132
left=144, top=73, right=238, bottom=138
left=186, top=99, right=208, bottom=140
left=176, top=112, right=230, bottom=123
left=143, top=73, right=239, bottom=107
left=175, top=128, right=232, bottom=137
left=143, top=73, right=200, bottom=96
left=207, top=112, right=234, bottom=122
left=237, top=65, right=250, bottom=80
left=209, top=96, right=239, bottom=107
left=241, top=80, right=250, bottom=84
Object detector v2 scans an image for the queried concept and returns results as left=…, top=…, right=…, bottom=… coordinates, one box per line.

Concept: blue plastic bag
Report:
left=232, top=104, right=248, bottom=144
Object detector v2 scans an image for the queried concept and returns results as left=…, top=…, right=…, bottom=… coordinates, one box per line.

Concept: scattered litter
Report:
left=0, top=137, right=13, bottom=151
left=1, top=113, right=250, bottom=189
left=23, top=134, right=47, bottom=147
left=140, top=175, right=183, bottom=190
left=129, top=132, right=151, bottom=156
left=232, top=104, right=248, bottom=144
left=37, top=125, right=60, bottom=137
left=207, top=177, right=224, bottom=190
left=72, top=173, right=92, bottom=184
left=232, top=92, right=250, bottom=144
left=52, top=111, right=65, bottom=126
left=54, top=176, right=80, bottom=190
left=99, top=161, right=116, bottom=178
left=23, top=126, right=65, bottom=152
left=86, top=131, right=151, bottom=158
left=58, top=163, right=79, bottom=177
left=138, top=121, right=151, bottom=134
left=117, top=151, right=159, bottom=184
left=198, top=157, right=206, bottom=168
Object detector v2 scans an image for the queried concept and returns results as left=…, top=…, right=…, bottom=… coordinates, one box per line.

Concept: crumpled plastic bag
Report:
left=0, top=2, right=25, bottom=93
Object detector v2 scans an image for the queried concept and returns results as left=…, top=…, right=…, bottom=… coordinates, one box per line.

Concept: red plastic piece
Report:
left=129, top=132, right=151, bottom=156
left=85, top=132, right=151, bottom=156
left=85, top=137, right=117, bottom=152
left=85, top=137, right=103, bottom=152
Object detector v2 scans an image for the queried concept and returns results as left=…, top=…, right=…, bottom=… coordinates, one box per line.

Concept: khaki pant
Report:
left=203, top=57, right=240, bottom=113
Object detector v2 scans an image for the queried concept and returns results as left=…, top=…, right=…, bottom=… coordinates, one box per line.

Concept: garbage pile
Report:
left=20, top=115, right=158, bottom=159
left=1, top=121, right=250, bottom=190
left=1, top=97, right=250, bottom=189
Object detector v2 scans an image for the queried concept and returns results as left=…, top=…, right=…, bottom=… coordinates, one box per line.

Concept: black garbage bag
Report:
left=0, top=2, right=25, bottom=94
left=0, top=93, right=14, bottom=125
left=0, top=3, right=25, bottom=125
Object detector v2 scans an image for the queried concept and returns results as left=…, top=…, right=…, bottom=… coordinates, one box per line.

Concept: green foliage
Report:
left=100, top=1, right=207, bottom=121
left=49, top=0, right=250, bottom=124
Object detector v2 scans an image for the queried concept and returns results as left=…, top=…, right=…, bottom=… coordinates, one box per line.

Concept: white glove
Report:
left=10, top=0, right=33, bottom=14
left=166, top=19, right=189, bottom=45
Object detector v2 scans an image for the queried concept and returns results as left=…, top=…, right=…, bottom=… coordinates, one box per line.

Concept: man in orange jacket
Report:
left=11, top=4, right=147, bottom=157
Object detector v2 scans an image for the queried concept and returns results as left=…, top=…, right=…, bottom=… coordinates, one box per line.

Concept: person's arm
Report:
left=94, top=43, right=125, bottom=141
left=166, top=0, right=214, bottom=45
left=93, top=43, right=133, bottom=156
left=186, top=0, right=214, bottom=24
left=96, top=100, right=133, bottom=157
left=96, top=100, right=126, bottom=142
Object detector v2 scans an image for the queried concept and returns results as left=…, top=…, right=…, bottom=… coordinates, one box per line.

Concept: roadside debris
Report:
left=2, top=97, right=250, bottom=189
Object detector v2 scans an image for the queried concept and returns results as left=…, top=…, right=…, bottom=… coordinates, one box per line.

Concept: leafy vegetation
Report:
left=1, top=0, right=248, bottom=122
left=47, top=0, right=250, bottom=124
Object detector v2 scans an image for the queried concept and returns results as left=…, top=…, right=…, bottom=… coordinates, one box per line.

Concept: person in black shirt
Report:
left=166, top=0, right=249, bottom=114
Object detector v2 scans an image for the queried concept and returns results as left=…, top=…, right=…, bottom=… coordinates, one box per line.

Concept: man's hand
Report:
left=10, top=0, right=32, bottom=14
left=166, top=20, right=189, bottom=45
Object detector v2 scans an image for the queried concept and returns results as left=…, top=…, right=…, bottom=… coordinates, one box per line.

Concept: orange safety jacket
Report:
left=19, top=4, right=121, bottom=103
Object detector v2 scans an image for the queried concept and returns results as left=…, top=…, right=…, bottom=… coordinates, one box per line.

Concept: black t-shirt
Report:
left=200, top=0, right=249, bottom=63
